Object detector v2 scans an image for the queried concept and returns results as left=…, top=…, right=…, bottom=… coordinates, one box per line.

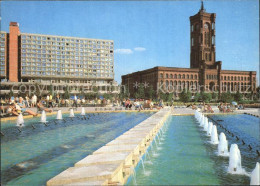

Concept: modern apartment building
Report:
left=0, top=22, right=118, bottom=96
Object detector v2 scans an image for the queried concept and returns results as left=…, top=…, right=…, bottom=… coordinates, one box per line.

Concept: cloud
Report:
left=134, top=47, right=146, bottom=52
left=114, top=49, right=133, bottom=54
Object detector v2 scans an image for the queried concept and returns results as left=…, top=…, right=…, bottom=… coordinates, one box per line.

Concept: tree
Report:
left=10, top=89, right=14, bottom=97
left=64, top=86, right=70, bottom=99
left=211, top=92, right=218, bottom=100
left=194, top=92, right=200, bottom=102
left=179, top=89, right=191, bottom=103
left=220, top=92, right=233, bottom=103
left=137, top=84, right=145, bottom=99
left=119, top=86, right=129, bottom=100
left=234, top=91, right=243, bottom=102
left=201, top=92, right=212, bottom=103
left=147, top=85, right=155, bottom=100
left=48, top=84, right=54, bottom=97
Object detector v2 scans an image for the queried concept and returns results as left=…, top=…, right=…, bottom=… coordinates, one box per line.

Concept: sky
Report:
left=1, top=0, right=259, bottom=84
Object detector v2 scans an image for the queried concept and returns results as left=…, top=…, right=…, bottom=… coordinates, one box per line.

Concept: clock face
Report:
left=204, top=23, right=208, bottom=29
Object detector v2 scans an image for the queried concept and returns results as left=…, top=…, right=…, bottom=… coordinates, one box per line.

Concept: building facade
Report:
left=0, top=22, right=119, bottom=96
left=121, top=2, right=257, bottom=98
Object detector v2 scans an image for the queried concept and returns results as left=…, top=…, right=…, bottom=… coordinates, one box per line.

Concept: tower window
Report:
left=212, top=36, right=215, bottom=45
left=191, top=38, right=194, bottom=46
left=191, top=25, right=194, bottom=32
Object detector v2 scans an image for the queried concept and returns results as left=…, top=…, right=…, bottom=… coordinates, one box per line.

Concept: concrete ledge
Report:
left=46, top=163, right=122, bottom=186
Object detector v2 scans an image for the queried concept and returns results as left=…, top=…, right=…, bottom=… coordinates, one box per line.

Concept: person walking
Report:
left=72, top=94, right=78, bottom=108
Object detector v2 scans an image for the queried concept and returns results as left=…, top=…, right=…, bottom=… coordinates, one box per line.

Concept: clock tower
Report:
left=189, top=1, right=217, bottom=69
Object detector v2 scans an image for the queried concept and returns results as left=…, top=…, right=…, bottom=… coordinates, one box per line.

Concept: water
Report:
left=250, top=162, right=260, bottom=185
left=228, top=144, right=245, bottom=174
left=1, top=112, right=154, bottom=185
left=210, top=125, right=219, bottom=145
left=40, top=111, right=47, bottom=123
left=56, top=110, right=62, bottom=120
left=80, top=107, right=85, bottom=116
left=16, top=114, right=24, bottom=127
left=218, top=132, right=229, bottom=157
left=69, top=109, right=74, bottom=117
left=128, top=114, right=258, bottom=185
left=128, top=116, right=220, bottom=185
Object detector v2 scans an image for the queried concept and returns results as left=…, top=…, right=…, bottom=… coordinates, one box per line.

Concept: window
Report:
left=166, top=74, right=169, bottom=78
left=160, top=73, right=163, bottom=78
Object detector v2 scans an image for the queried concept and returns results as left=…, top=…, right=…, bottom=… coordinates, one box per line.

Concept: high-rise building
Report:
left=0, top=22, right=118, bottom=96
left=121, top=2, right=257, bottom=98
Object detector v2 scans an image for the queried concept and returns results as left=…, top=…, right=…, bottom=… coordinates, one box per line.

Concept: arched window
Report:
left=166, top=74, right=169, bottom=78
left=174, top=81, right=177, bottom=92
left=186, top=81, right=189, bottom=90
left=178, top=81, right=181, bottom=91
left=166, top=80, right=169, bottom=90
left=160, top=73, right=163, bottom=78
left=191, top=25, right=194, bottom=32
left=178, top=74, right=181, bottom=79
left=212, top=36, right=215, bottom=45
left=187, top=74, right=189, bottom=79
left=234, top=76, right=237, bottom=81
left=195, top=75, right=197, bottom=79
left=182, top=74, right=185, bottom=79
left=231, top=76, right=233, bottom=81
left=182, top=81, right=185, bottom=90
left=170, top=74, right=173, bottom=79
left=170, top=80, right=173, bottom=91
left=191, top=38, right=194, bottom=46
left=191, top=75, right=193, bottom=79
left=174, top=74, right=177, bottom=79
left=228, top=76, right=230, bottom=81
left=238, top=76, right=240, bottom=81
left=224, top=76, right=226, bottom=80
left=212, top=23, right=215, bottom=30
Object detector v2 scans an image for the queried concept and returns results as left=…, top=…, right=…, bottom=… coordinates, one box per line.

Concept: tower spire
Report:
left=200, top=0, right=206, bottom=12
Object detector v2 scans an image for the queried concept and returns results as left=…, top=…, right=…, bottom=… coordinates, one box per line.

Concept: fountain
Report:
left=199, top=116, right=205, bottom=127
left=80, top=107, right=85, bottom=116
left=56, top=110, right=62, bottom=120
left=207, top=122, right=213, bottom=136
left=69, top=109, right=75, bottom=117
left=228, top=144, right=244, bottom=174
left=210, top=125, right=219, bottom=145
left=250, top=162, right=260, bottom=185
left=40, top=111, right=47, bottom=123
left=130, top=167, right=137, bottom=185
left=16, top=113, right=24, bottom=127
left=140, top=158, right=146, bottom=173
left=203, top=118, right=208, bottom=132
left=218, top=132, right=229, bottom=156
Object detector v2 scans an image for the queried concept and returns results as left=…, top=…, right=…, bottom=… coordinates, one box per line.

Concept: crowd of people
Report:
left=0, top=94, right=166, bottom=117
left=122, top=98, right=164, bottom=111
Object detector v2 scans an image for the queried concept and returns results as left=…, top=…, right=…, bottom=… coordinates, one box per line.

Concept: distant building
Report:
left=0, top=22, right=119, bottom=96
left=122, top=2, right=257, bottom=98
